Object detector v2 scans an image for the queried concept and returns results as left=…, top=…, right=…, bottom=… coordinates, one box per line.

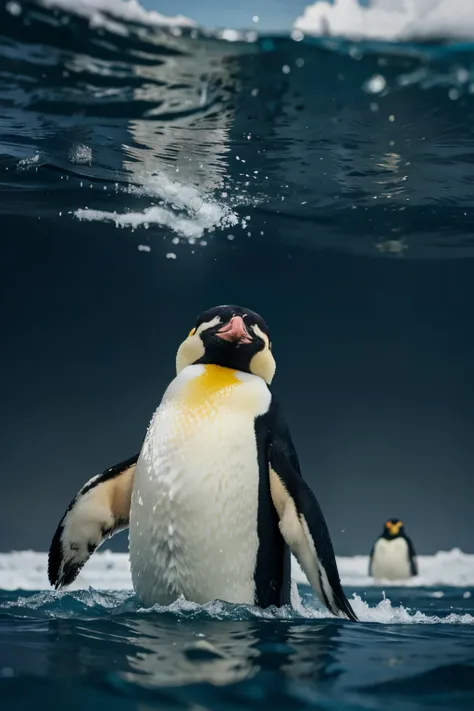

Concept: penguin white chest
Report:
left=371, top=538, right=412, bottom=580
left=129, top=365, right=271, bottom=607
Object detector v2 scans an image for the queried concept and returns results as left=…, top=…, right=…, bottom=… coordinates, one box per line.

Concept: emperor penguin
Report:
left=48, top=305, right=357, bottom=621
left=369, top=519, right=418, bottom=580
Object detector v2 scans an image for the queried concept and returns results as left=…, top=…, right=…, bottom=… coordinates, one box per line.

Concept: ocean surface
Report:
left=2, top=0, right=474, bottom=710
left=1, top=551, right=474, bottom=711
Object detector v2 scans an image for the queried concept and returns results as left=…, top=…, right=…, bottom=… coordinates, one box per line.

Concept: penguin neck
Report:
left=182, top=364, right=241, bottom=407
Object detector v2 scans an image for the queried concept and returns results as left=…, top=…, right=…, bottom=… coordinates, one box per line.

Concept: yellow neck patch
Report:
left=184, top=364, right=240, bottom=407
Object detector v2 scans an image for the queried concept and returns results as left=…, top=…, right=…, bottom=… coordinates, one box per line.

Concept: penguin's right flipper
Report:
left=48, top=454, right=138, bottom=589
left=406, top=536, right=418, bottom=576
left=268, top=442, right=357, bottom=621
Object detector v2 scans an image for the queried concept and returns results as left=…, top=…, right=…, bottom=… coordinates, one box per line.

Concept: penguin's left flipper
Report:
left=269, top=443, right=357, bottom=621
left=368, top=544, right=375, bottom=576
left=48, top=454, right=138, bottom=589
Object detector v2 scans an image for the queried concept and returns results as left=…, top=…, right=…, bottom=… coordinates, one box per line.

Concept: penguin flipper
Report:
left=406, top=536, right=418, bottom=576
left=268, top=442, right=357, bottom=621
left=48, top=454, right=138, bottom=589
left=368, top=544, right=375, bottom=576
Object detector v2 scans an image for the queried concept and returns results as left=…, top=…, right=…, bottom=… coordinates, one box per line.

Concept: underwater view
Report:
left=2, top=0, right=474, bottom=710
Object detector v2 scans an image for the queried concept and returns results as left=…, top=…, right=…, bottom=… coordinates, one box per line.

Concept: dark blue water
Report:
left=3, top=0, right=474, bottom=260
left=2, top=1, right=474, bottom=709
left=1, top=586, right=474, bottom=711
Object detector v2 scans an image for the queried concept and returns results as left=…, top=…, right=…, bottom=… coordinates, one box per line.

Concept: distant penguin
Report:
left=48, top=305, right=357, bottom=620
left=369, top=519, right=418, bottom=580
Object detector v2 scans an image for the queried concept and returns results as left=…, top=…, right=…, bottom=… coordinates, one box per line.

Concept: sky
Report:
left=140, top=0, right=310, bottom=32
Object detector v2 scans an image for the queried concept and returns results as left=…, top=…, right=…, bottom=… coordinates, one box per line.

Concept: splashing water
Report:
left=2, top=586, right=473, bottom=624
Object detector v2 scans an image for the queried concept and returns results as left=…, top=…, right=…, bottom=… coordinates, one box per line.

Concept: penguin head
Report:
left=176, top=305, right=275, bottom=384
left=382, top=518, right=405, bottom=539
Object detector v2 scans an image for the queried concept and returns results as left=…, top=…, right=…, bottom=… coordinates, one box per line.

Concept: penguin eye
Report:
left=188, top=328, right=196, bottom=338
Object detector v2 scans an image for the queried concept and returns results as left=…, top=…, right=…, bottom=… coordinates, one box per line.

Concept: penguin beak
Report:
left=216, top=316, right=252, bottom=344
left=387, top=521, right=402, bottom=535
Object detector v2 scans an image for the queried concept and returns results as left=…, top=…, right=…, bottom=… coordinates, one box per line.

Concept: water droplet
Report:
left=456, top=67, right=469, bottom=84
left=6, top=1, right=21, bottom=16
left=291, top=29, right=304, bottom=42
left=364, top=74, right=386, bottom=94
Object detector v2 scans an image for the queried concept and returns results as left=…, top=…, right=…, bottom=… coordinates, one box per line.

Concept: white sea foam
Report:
left=348, top=594, right=474, bottom=624
left=38, top=0, right=195, bottom=31
left=294, top=0, right=474, bottom=43
left=135, top=594, right=474, bottom=624
left=1, top=549, right=473, bottom=591
left=75, top=173, right=239, bottom=240
left=17, top=154, right=41, bottom=170
left=69, top=144, right=92, bottom=166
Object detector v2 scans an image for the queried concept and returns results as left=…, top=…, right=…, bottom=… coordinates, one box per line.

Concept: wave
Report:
left=294, top=0, right=474, bottom=43
left=4, top=0, right=474, bottom=258
left=1, top=549, right=473, bottom=591
left=1, top=586, right=472, bottom=625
